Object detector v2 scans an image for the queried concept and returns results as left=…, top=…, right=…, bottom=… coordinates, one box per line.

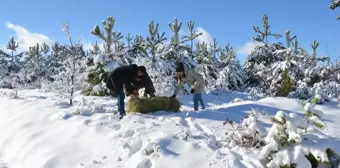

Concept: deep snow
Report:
left=0, top=89, right=339, bottom=168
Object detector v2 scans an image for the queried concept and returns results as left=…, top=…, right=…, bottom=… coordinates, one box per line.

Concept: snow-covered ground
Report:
left=0, top=89, right=339, bottom=168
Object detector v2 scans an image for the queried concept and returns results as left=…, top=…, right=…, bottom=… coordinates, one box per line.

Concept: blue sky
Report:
left=0, top=0, right=339, bottom=63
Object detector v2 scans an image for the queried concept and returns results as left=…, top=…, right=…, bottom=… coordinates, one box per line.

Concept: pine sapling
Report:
left=91, top=16, right=123, bottom=59
left=168, top=18, right=189, bottom=61
left=146, top=21, right=166, bottom=63
left=310, top=40, right=320, bottom=67
left=27, top=43, right=44, bottom=88
left=40, top=42, right=50, bottom=56
left=126, top=33, right=133, bottom=48
left=131, top=35, right=147, bottom=57
left=61, top=21, right=85, bottom=106
left=209, top=38, right=221, bottom=58
left=183, top=21, right=202, bottom=57
left=252, top=14, right=281, bottom=46
left=285, top=30, right=296, bottom=60
left=6, top=37, right=19, bottom=63
left=90, top=41, right=101, bottom=55
left=278, top=70, right=292, bottom=97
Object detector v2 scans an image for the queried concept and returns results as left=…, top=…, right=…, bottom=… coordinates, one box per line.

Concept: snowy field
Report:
left=0, top=89, right=339, bottom=168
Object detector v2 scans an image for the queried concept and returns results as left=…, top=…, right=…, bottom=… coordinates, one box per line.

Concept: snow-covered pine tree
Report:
left=90, top=41, right=101, bottom=55
left=244, top=14, right=285, bottom=93
left=0, top=49, right=10, bottom=88
left=195, top=41, right=219, bottom=89
left=126, top=33, right=133, bottom=48
left=22, top=43, right=46, bottom=88
left=329, top=0, right=340, bottom=20
left=53, top=21, right=86, bottom=105
left=216, top=43, right=244, bottom=91
left=304, top=40, right=330, bottom=86
left=183, top=21, right=202, bottom=58
left=252, top=13, right=282, bottom=46
left=209, top=38, right=221, bottom=59
left=86, top=17, right=124, bottom=96
left=165, top=18, right=191, bottom=62
left=5, top=37, right=24, bottom=75
left=268, top=30, right=304, bottom=96
left=91, top=16, right=123, bottom=59
left=146, top=21, right=166, bottom=63
left=47, top=42, right=66, bottom=80
left=40, top=42, right=50, bottom=56
left=128, top=35, right=147, bottom=58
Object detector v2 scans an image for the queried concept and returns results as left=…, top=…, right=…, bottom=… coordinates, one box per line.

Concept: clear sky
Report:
left=0, top=0, right=339, bottom=63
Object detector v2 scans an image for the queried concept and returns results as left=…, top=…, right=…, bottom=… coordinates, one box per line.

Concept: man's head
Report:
left=175, top=62, right=185, bottom=77
left=137, top=66, right=146, bottom=76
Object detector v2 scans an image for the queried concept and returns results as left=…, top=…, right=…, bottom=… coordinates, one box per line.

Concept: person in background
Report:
left=106, top=64, right=146, bottom=119
left=172, top=62, right=205, bottom=111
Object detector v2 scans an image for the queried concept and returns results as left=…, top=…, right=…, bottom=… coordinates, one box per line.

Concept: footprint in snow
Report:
left=135, top=126, right=147, bottom=132
left=80, top=155, right=107, bottom=167
left=123, top=129, right=135, bottom=138
left=110, top=124, right=121, bottom=130
left=136, top=158, right=153, bottom=168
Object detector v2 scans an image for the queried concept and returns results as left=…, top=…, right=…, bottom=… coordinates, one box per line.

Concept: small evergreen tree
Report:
left=91, top=16, right=123, bottom=59
left=24, top=43, right=45, bottom=88
left=284, top=30, right=296, bottom=60
left=278, top=70, right=292, bottom=96
left=146, top=21, right=166, bottom=62
left=130, top=35, right=147, bottom=57
left=56, top=21, right=86, bottom=105
left=209, top=38, right=221, bottom=59
left=90, top=41, right=101, bottom=55
left=183, top=21, right=202, bottom=58
left=252, top=14, right=281, bottom=46
left=6, top=37, right=19, bottom=62
left=5, top=37, right=23, bottom=74
left=47, top=42, right=65, bottom=80
left=126, top=33, right=133, bottom=48
left=216, top=43, right=244, bottom=90
left=167, top=18, right=190, bottom=61
left=40, top=42, right=50, bottom=56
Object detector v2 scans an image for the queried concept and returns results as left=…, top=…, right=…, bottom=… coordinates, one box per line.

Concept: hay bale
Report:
left=126, top=96, right=181, bottom=114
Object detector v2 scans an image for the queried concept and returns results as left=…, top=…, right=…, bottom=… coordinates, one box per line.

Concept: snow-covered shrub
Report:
left=248, top=87, right=263, bottom=101
left=259, top=109, right=339, bottom=168
left=288, top=80, right=313, bottom=100
left=311, top=82, right=332, bottom=104
left=224, top=110, right=265, bottom=148
left=244, top=43, right=285, bottom=88
left=268, top=58, right=304, bottom=96
left=216, top=48, right=244, bottom=91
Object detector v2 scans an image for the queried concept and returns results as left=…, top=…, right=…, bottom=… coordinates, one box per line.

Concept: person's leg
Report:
left=117, top=90, right=126, bottom=116
left=193, top=93, right=199, bottom=111
left=197, top=93, right=205, bottom=109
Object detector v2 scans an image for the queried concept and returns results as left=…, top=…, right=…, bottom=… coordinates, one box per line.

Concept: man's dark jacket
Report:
left=105, top=64, right=138, bottom=94
left=133, top=72, right=156, bottom=96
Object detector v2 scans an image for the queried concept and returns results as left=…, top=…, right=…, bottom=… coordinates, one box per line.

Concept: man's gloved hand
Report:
left=171, top=94, right=176, bottom=98
left=190, top=89, right=195, bottom=94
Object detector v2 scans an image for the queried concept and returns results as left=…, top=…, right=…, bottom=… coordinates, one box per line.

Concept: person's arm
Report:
left=144, top=73, right=156, bottom=96
left=192, top=70, right=204, bottom=90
